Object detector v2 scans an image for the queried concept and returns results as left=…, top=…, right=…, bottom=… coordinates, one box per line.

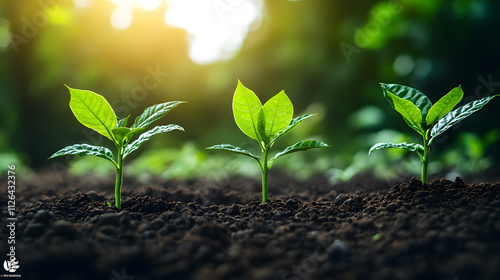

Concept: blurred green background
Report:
left=1, top=0, right=499, bottom=182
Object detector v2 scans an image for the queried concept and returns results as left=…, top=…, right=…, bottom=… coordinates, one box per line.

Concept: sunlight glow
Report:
left=165, top=0, right=263, bottom=65
left=74, top=0, right=91, bottom=8
left=107, top=0, right=163, bottom=30
left=103, top=0, right=263, bottom=64
left=111, top=7, right=133, bottom=30
left=137, top=0, right=163, bottom=10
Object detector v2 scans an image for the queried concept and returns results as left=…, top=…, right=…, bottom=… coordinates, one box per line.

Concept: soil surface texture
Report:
left=1, top=169, right=500, bottom=280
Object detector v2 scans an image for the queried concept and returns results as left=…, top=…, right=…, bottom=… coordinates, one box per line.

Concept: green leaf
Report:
left=430, top=95, right=498, bottom=140
left=368, top=142, right=424, bottom=154
left=426, top=85, right=464, bottom=126
left=232, top=81, right=263, bottom=141
left=270, top=114, right=315, bottom=145
left=131, top=101, right=185, bottom=129
left=206, top=144, right=261, bottom=162
left=384, top=91, right=424, bottom=135
left=116, top=115, right=130, bottom=128
left=112, top=127, right=132, bottom=145
left=260, top=90, right=294, bottom=142
left=269, top=140, right=330, bottom=166
left=124, top=124, right=184, bottom=158
left=67, top=85, right=117, bottom=142
left=381, top=83, right=432, bottom=117
left=49, top=144, right=115, bottom=163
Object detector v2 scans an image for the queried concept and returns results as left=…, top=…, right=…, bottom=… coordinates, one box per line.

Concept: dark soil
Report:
left=1, top=169, right=500, bottom=280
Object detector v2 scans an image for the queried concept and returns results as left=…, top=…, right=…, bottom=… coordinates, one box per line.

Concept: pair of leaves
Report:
left=49, top=86, right=184, bottom=163
left=233, top=80, right=294, bottom=145
left=208, top=81, right=330, bottom=168
left=381, top=83, right=463, bottom=136
left=372, top=83, right=497, bottom=154
left=208, top=139, right=329, bottom=168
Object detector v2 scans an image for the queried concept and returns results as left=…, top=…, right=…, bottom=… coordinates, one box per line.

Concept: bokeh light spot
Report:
left=0, top=18, right=11, bottom=50
left=393, top=54, right=414, bottom=76
left=138, top=0, right=163, bottom=10
left=111, top=7, right=133, bottom=30
left=74, top=0, right=92, bottom=8
left=164, top=0, right=263, bottom=65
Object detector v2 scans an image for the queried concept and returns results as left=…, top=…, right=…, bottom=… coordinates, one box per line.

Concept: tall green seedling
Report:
left=207, top=81, right=330, bottom=202
left=49, top=86, right=185, bottom=209
left=369, top=83, right=498, bottom=183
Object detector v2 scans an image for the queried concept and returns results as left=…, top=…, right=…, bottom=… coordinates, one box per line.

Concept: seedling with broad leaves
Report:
left=49, top=86, right=185, bottom=209
left=369, top=83, right=498, bottom=183
left=207, top=81, right=330, bottom=203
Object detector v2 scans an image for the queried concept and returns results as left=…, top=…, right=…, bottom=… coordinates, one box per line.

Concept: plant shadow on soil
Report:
left=1, top=168, right=500, bottom=280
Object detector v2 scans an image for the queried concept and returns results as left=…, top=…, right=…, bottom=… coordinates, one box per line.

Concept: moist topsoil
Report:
left=1, top=169, right=500, bottom=280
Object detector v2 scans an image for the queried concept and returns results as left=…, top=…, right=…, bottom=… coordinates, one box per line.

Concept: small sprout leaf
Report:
left=269, top=140, right=330, bottom=166
left=368, top=142, right=424, bottom=154
left=112, top=127, right=133, bottom=145
left=384, top=90, right=424, bottom=135
left=261, top=90, right=293, bottom=141
left=381, top=83, right=432, bottom=117
left=206, top=144, right=261, bottom=162
left=49, top=144, right=115, bottom=163
left=67, top=85, right=117, bottom=142
left=233, top=81, right=264, bottom=141
left=426, top=85, right=464, bottom=126
left=52, top=86, right=184, bottom=209
left=116, top=115, right=130, bottom=128
left=430, top=95, right=498, bottom=140
left=124, top=124, right=184, bottom=158
left=131, top=101, right=185, bottom=129
left=209, top=81, right=330, bottom=202
left=271, top=114, right=315, bottom=145
left=374, top=83, right=496, bottom=183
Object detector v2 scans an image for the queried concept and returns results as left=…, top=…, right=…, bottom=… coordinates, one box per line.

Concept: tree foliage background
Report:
left=1, top=0, right=499, bottom=180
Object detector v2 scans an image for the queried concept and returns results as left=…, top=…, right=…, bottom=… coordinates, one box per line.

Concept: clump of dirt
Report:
left=1, top=170, right=500, bottom=280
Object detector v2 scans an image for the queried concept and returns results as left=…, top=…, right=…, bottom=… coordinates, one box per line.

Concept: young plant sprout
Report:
left=369, top=83, right=498, bottom=183
left=207, top=81, right=330, bottom=203
left=49, top=86, right=185, bottom=209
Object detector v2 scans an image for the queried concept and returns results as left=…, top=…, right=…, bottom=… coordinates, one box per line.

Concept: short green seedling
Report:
left=49, top=86, right=185, bottom=209
left=369, top=83, right=498, bottom=183
left=207, top=81, right=330, bottom=203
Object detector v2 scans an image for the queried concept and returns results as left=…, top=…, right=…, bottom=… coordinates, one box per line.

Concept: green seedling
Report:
left=49, top=86, right=185, bottom=209
left=369, top=83, right=498, bottom=183
left=207, top=81, right=330, bottom=203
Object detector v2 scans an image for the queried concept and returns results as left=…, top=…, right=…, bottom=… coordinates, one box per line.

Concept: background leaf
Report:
left=384, top=91, right=424, bottom=135
left=67, top=86, right=117, bottom=142
left=260, top=90, right=293, bottom=141
left=124, top=124, right=184, bottom=158
left=269, top=140, right=330, bottom=166
left=232, top=81, right=263, bottom=141
left=271, top=114, right=315, bottom=145
left=206, top=144, right=261, bottom=161
left=381, top=83, right=432, bottom=118
left=368, top=142, right=424, bottom=154
left=430, top=95, right=498, bottom=140
left=426, top=85, right=463, bottom=126
left=131, top=101, right=185, bottom=129
left=49, top=144, right=115, bottom=163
